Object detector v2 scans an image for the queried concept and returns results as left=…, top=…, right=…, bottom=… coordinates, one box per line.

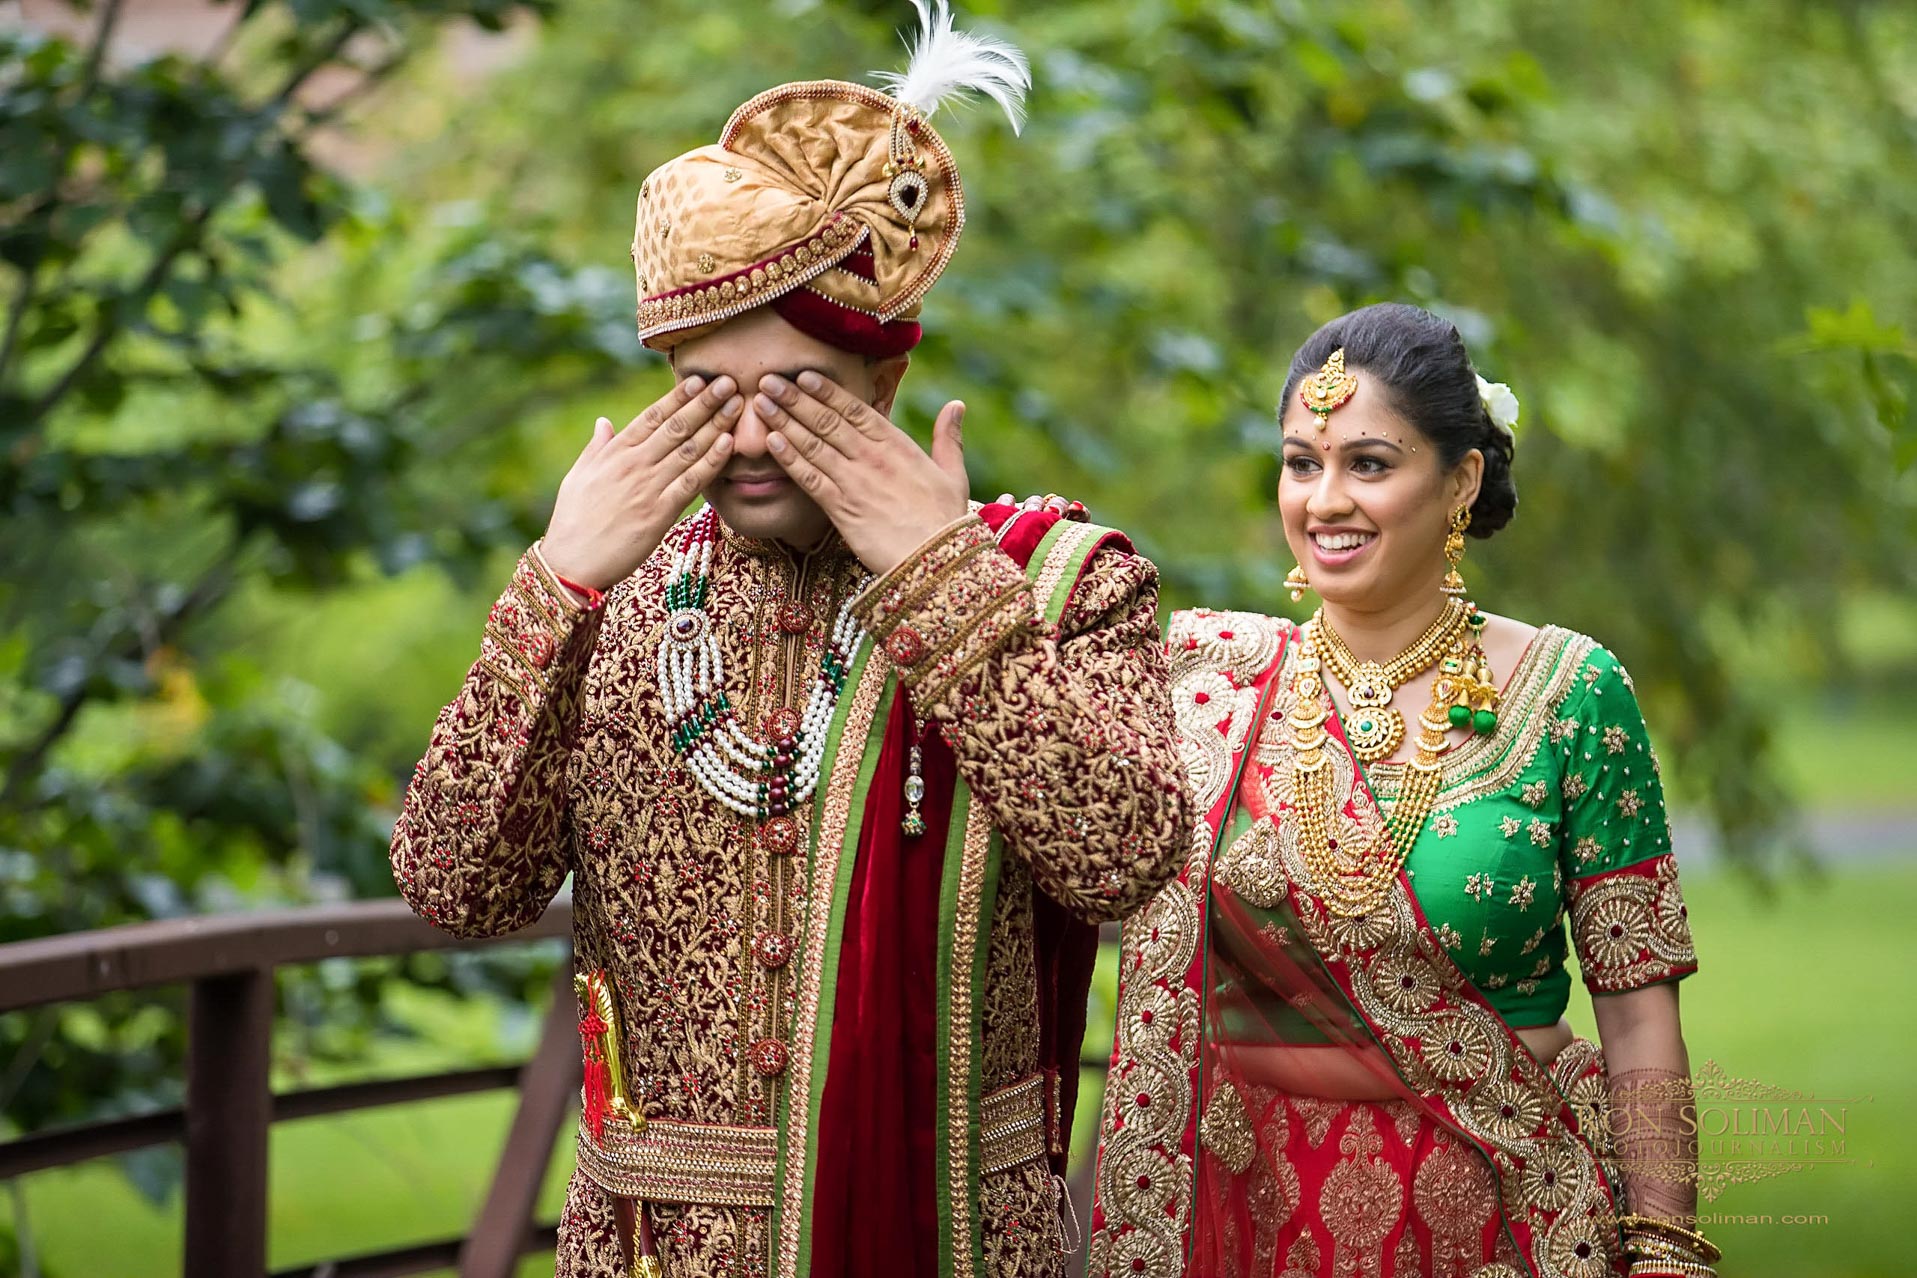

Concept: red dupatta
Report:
left=1089, top=611, right=1626, bottom=1278
left=808, top=502, right=1117, bottom=1277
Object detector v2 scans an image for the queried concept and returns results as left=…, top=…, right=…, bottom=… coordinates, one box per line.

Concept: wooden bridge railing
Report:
left=0, top=902, right=1118, bottom=1277
left=0, top=899, right=582, bottom=1278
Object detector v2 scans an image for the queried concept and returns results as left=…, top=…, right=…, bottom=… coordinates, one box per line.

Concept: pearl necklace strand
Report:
left=657, top=507, right=872, bottom=819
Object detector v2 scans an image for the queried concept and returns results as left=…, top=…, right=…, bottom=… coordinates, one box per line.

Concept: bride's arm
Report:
left=1592, top=981, right=1697, bottom=1221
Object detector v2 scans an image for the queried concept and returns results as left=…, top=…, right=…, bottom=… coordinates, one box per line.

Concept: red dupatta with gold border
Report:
left=1089, top=610, right=1627, bottom=1278
left=805, top=501, right=1119, bottom=1278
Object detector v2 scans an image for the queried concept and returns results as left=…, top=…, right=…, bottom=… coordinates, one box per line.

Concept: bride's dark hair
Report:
left=1281, top=302, right=1517, bottom=538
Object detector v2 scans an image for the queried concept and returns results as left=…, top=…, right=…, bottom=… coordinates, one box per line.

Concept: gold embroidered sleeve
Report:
left=852, top=513, right=1031, bottom=705
left=389, top=542, right=602, bottom=939
left=856, top=519, right=1192, bottom=922
left=1568, top=853, right=1698, bottom=994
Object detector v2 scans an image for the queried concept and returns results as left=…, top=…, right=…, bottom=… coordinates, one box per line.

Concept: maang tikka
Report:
left=1299, top=347, right=1359, bottom=429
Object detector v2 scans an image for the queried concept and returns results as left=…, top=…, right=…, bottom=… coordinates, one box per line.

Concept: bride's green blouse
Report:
left=1219, top=625, right=1699, bottom=1029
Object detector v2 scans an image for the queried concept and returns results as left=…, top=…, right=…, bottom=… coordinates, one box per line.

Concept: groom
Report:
left=388, top=7, right=1191, bottom=1276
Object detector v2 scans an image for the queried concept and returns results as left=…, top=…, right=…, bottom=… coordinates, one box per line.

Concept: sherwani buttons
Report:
left=753, top=930, right=793, bottom=970
left=777, top=599, right=812, bottom=634
left=760, top=815, right=802, bottom=856
left=746, top=1037, right=789, bottom=1077
left=524, top=632, right=555, bottom=669
left=884, top=625, right=926, bottom=666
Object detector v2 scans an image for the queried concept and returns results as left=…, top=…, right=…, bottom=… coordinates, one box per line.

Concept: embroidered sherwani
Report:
left=390, top=505, right=1191, bottom=1278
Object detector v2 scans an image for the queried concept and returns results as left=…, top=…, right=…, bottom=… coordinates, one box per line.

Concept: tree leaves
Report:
left=0, top=0, right=574, bottom=1194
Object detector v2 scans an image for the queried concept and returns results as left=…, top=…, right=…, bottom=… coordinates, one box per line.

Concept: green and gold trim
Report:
left=932, top=516, right=1117, bottom=1277
left=934, top=788, right=1002, bottom=1278
left=773, top=638, right=895, bottom=1278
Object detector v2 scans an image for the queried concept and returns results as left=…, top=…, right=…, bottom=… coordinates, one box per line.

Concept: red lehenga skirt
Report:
left=1190, top=1040, right=1619, bottom=1278
left=1197, top=1090, right=1523, bottom=1278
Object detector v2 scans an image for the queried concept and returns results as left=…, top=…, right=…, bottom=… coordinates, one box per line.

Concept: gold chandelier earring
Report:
left=1440, top=506, right=1470, bottom=598
left=1286, top=564, right=1311, bottom=603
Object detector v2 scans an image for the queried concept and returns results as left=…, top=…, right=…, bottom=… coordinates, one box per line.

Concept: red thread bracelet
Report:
left=555, top=573, right=606, bottom=611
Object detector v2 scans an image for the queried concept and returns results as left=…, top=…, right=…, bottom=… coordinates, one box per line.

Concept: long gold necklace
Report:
left=1314, top=600, right=1466, bottom=763
left=1290, top=604, right=1491, bottom=917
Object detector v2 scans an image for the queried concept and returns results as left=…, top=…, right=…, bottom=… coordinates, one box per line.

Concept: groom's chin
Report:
left=702, top=481, right=834, bottom=548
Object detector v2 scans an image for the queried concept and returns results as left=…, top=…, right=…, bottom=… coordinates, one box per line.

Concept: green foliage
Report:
left=0, top=0, right=622, bottom=1223
left=4, top=0, right=1915, bottom=1247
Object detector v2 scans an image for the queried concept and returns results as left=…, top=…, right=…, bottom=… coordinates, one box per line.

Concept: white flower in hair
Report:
left=1476, top=374, right=1520, bottom=442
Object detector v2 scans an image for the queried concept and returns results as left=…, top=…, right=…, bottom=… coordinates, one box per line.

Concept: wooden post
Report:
left=459, top=960, right=581, bottom=1278
left=184, top=968, right=275, bottom=1278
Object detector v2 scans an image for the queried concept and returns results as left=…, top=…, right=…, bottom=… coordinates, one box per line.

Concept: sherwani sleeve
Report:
left=851, top=513, right=1192, bottom=922
left=389, top=544, right=603, bottom=939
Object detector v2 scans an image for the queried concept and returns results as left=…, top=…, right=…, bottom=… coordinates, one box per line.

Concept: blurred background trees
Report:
left=2, top=0, right=1913, bottom=1271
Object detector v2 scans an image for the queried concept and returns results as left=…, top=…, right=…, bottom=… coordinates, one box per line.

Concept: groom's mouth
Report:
left=725, top=472, right=792, bottom=498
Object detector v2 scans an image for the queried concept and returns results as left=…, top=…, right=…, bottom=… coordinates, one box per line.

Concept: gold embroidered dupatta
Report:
left=1089, top=612, right=1627, bottom=1278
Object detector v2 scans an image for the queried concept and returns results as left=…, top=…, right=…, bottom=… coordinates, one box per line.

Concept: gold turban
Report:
left=631, top=1, right=1029, bottom=356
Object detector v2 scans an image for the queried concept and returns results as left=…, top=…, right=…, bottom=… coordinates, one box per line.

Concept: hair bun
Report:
left=1469, top=407, right=1518, bottom=537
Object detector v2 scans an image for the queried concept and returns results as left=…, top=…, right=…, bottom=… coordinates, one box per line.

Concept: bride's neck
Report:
left=1318, top=591, right=1451, bottom=665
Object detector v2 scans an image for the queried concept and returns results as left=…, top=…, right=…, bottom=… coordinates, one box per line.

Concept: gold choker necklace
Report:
left=1314, top=601, right=1467, bottom=763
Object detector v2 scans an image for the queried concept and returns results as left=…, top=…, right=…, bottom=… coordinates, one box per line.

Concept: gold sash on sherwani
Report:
left=1090, top=610, right=1629, bottom=1278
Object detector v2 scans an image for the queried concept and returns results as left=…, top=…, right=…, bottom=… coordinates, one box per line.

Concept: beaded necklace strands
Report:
left=658, top=507, right=874, bottom=819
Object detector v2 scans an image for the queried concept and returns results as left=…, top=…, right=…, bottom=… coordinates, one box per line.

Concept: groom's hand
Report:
left=541, top=375, right=743, bottom=590
left=755, top=370, right=970, bottom=575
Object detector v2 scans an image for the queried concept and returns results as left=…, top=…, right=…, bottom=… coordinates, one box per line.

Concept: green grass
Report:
left=1560, top=863, right=1917, bottom=1278
left=10, top=1091, right=570, bottom=1278
left=11, top=862, right=1913, bottom=1277
left=1772, top=698, right=1917, bottom=812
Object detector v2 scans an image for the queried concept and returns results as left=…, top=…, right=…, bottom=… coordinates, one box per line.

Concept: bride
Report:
left=1087, top=303, right=1717, bottom=1278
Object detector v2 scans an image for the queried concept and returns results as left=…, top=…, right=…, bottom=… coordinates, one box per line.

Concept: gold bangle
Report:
left=1625, top=1241, right=1717, bottom=1272
left=1619, top=1214, right=1723, bottom=1265
left=1628, top=1262, right=1717, bottom=1278
left=1625, top=1245, right=1718, bottom=1278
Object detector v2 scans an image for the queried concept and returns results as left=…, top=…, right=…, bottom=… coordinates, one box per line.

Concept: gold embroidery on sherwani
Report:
left=978, top=1158, right=1067, bottom=1278
left=980, top=856, right=1041, bottom=1091
left=940, top=796, right=1000, bottom=1278
left=399, top=512, right=1186, bottom=1278
left=1032, top=520, right=1102, bottom=607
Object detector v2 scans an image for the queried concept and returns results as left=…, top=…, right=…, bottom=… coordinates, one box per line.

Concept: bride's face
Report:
left=1277, top=382, right=1480, bottom=613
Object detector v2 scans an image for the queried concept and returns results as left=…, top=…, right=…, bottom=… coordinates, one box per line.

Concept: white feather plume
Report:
left=871, top=0, right=1032, bottom=136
